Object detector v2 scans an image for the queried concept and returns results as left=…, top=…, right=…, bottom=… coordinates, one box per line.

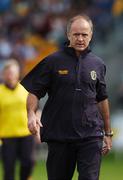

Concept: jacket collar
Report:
left=63, top=45, right=91, bottom=58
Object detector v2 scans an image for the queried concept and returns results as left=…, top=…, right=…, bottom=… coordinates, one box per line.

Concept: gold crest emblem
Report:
left=90, top=71, right=97, bottom=80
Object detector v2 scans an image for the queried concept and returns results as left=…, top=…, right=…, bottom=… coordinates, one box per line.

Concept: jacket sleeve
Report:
left=96, top=64, right=108, bottom=102
left=20, top=58, right=51, bottom=99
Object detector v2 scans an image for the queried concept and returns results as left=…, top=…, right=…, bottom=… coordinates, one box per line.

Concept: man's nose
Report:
left=78, top=35, right=83, bottom=41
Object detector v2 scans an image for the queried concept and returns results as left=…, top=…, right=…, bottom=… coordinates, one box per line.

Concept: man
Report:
left=0, top=59, right=36, bottom=180
left=21, top=14, right=112, bottom=180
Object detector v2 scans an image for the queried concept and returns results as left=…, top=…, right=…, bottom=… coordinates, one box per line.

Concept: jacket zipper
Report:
left=75, top=56, right=82, bottom=91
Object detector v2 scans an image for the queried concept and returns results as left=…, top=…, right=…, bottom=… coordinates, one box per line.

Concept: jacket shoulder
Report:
left=38, top=50, right=63, bottom=64
left=46, top=50, right=64, bottom=60
left=89, top=52, right=105, bottom=66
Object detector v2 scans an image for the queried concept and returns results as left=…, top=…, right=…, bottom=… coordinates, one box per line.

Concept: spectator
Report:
left=0, top=59, right=38, bottom=180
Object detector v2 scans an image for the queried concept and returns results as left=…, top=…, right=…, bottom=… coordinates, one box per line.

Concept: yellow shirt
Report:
left=0, top=83, right=30, bottom=138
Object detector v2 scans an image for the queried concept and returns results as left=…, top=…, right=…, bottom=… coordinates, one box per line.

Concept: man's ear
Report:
left=89, top=32, right=93, bottom=42
left=91, top=33, right=93, bottom=40
left=67, top=33, right=70, bottom=41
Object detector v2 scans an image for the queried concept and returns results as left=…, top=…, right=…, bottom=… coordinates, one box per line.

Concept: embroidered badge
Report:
left=58, top=70, right=69, bottom=75
left=90, top=71, right=97, bottom=80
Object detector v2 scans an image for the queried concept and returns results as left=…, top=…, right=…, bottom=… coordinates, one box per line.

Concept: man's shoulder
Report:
left=18, top=83, right=28, bottom=92
left=45, top=49, right=64, bottom=59
left=0, top=84, right=8, bottom=97
left=89, top=52, right=105, bottom=65
left=40, top=49, right=65, bottom=65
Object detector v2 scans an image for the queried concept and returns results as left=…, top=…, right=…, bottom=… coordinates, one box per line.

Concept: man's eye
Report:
left=74, top=34, right=79, bottom=36
left=73, top=33, right=88, bottom=37
left=83, top=34, right=88, bottom=37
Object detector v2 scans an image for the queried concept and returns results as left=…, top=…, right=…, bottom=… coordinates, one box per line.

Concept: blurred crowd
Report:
left=0, top=0, right=123, bottom=79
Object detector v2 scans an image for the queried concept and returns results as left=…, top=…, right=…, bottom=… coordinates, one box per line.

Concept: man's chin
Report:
left=76, top=47, right=86, bottom=51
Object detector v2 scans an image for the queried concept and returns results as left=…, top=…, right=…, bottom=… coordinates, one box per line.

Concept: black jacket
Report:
left=21, top=47, right=108, bottom=142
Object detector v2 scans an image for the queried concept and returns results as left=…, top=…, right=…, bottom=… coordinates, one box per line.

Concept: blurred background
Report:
left=0, top=0, right=123, bottom=179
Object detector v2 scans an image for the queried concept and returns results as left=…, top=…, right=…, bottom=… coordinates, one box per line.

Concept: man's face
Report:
left=3, top=65, right=20, bottom=88
left=67, top=18, right=92, bottom=55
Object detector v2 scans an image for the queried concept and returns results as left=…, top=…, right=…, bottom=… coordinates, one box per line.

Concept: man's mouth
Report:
left=76, top=44, right=84, bottom=47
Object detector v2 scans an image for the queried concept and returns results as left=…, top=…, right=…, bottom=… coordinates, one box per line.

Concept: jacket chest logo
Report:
left=90, top=71, right=97, bottom=80
left=58, top=70, right=69, bottom=75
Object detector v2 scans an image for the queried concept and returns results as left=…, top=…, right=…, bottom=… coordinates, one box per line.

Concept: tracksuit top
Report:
left=21, top=47, right=108, bottom=142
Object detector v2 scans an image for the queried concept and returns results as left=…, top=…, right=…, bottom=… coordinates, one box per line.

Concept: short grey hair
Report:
left=66, top=14, right=93, bottom=34
left=3, top=59, right=20, bottom=71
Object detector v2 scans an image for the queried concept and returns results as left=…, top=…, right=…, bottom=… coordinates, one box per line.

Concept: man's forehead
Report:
left=71, top=18, right=90, bottom=29
left=70, top=19, right=92, bottom=34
